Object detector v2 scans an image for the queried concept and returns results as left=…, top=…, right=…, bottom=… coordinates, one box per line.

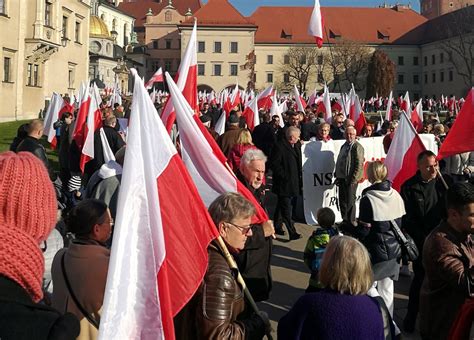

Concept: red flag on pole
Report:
left=308, top=0, right=324, bottom=48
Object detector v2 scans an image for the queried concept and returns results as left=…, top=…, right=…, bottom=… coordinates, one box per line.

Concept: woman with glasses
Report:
left=51, top=199, right=112, bottom=340
left=174, top=192, right=269, bottom=340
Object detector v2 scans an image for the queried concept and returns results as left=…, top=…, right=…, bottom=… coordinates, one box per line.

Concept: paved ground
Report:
left=257, top=222, right=421, bottom=339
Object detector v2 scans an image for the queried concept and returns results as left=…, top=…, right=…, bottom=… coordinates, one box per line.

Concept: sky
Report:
left=200, top=0, right=421, bottom=16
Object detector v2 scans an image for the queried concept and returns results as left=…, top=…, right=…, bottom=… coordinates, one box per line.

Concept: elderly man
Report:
left=235, top=149, right=274, bottom=302
left=270, top=126, right=303, bottom=240
left=335, top=126, right=364, bottom=225
left=174, top=193, right=269, bottom=339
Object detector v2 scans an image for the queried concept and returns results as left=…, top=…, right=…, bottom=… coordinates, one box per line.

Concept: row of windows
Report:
left=152, top=39, right=179, bottom=50
left=99, top=14, right=130, bottom=46
left=197, top=63, right=239, bottom=76
left=62, top=16, right=82, bottom=44
left=197, top=41, right=238, bottom=54
left=3, top=57, right=40, bottom=86
left=397, top=53, right=448, bottom=67
left=397, top=69, right=454, bottom=85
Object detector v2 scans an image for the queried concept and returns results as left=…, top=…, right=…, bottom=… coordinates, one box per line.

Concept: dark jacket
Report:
left=270, top=139, right=302, bottom=197
left=58, top=124, right=71, bottom=169
left=252, top=122, right=277, bottom=157
left=16, top=136, right=55, bottom=180
left=330, top=125, right=344, bottom=140
left=420, top=222, right=474, bottom=340
left=300, top=121, right=318, bottom=141
left=0, top=276, right=80, bottom=340
left=174, top=242, right=265, bottom=340
left=86, top=126, right=125, bottom=177
left=356, top=181, right=403, bottom=280
left=400, top=172, right=452, bottom=250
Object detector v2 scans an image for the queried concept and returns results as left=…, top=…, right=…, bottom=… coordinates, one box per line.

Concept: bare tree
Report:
left=438, top=6, right=474, bottom=90
left=241, top=50, right=256, bottom=91
left=279, top=46, right=320, bottom=93
left=366, top=49, right=396, bottom=98
left=325, top=39, right=372, bottom=92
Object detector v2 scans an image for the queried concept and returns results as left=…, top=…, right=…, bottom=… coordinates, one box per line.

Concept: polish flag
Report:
left=214, top=111, right=226, bottom=136
left=308, top=0, right=324, bottom=48
left=43, top=93, right=65, bottom=147
left=257, top=85, right=273, bottom=110
left=385, top=91, right=393, bottom=121
left=400, top=91, right=411, bottom=114
left=349, top=94, right=367, bottom=135
left=145, top=67, right=164, bottom=90
left=322, top=84, right=332, bottom=121
left=241, top=94, right=259, bottom=131
left=270, top=91, right=285, bottom=128
left=410, top=100, right=424, bottom=132
left=72, top=82, right=91, bottom=149
left=438, top=88, right=474, bottom=160
left=224, top=83, right=241, bottom=116
left=79, top=83, right=103, bottom=173
left=166, top=72, right=269, bottom=224
left=293, top=84, right=307, bottom=112
left=307, top=89, right=317, bottom=106
left=98, top=69, right=218, bottom=340
left=385, top=111, right=426, bottom=192
left=161, top=21, right=198, bottom=132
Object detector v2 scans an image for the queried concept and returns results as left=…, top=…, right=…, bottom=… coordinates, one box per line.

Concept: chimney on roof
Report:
left=392, top=4, right=410, bottom=11
left=185, top=8, right=193, bottom=18
left=146, top=8, right=153, bottom=16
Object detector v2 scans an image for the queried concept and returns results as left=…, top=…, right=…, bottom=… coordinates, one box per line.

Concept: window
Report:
left=164, top=59, right=172, bottom=71
left=45, top=0, right=52, bottom=26
left=398, top=74, right=404, bottom=84
left=153, top=40, right=158, bottom=49
left=0, top=0, right=5, bottom=14
left=198, top=64, right=205, bottom=76
left=440, top=71, right=444, bottom=82
left=267, top=55, right=273, bottom=64
left=198, top=41, right=205, bottom=53
left=253, top=73, right=256, bottom=83
left=449, top=70, right=453, bottom=81
left=27, top=63, right=39, bottom=86
left=283, top=73, right=290, bottom=83
left=75, top=21, right=81, bottom=43
left=165, top=39, right=172, bottom=49
left=62, top=16, right=68, bottom=39
left=317, top=55, right=323, bottom=65
left=398, top=56, right=404, bottom=66
left=283, top=55, right=290, bottom=64
left=213, top=64, right=222, bottom=76
left=413, top=74, right=419, bottom=84
left=112, top=19, right=116, bottom=32
left=424, top=56, right=428, bottom=66
left=440, top=52, right=444, bottom=63
left=318, top=71, right=324, bottom=83
left=230, top=64, right=238, bottom=76
left=165, top=10, right=172, bottom=22
left=413, top=56, right=419, bottom=65
left=230, top=42, right=238, bottom=53
left=3, top=57, right=11, bottom=82
left=68, top=68, right=75, bottom=89
left=424, top=73, right=428, bottom=84
left=266, top=73, right=273, bottom=83
left=33, top=64, right=39, bottom=86
left=432, top=54, right=435, bottom=65
left=432, top=72, right=436, bottom=83
left=214, top=41, right=221, bottom=53
left=123, top=24, right=129, bottom=46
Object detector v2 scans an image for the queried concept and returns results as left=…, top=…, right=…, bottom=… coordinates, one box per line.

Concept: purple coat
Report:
left=278, top=289, right=385, bottom=340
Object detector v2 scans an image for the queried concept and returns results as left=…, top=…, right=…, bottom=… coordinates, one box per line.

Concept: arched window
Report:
left=112, top=18, right=117, bottom=31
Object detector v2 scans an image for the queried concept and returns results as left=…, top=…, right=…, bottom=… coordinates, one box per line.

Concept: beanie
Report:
left=0, top=152, right=57, bottom=302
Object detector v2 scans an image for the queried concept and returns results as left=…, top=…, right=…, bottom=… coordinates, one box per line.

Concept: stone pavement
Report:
left=257, top=222, right=422, bottom=339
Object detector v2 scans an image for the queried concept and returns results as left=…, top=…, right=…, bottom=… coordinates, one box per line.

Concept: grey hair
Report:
left=240, top=149, right=267, bottom=173
left=285, top=126, right=301, bottom=139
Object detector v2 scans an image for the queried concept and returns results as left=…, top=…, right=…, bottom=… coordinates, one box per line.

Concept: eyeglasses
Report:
left=100, top=218, right=114, bottom=226
left=225, top=221, right=252, bottom=235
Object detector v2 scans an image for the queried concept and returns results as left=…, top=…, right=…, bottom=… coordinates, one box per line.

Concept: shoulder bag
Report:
left=389, top=219, right=419, bottom=262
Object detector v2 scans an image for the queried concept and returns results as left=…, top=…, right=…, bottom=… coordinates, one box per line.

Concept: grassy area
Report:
left=0, top=119, right=59, bottom=170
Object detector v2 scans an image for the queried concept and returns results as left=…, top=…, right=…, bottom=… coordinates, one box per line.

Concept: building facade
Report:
left=0, top=0, right=90, bottom=122
left=420, top=0, right=474, bottom=19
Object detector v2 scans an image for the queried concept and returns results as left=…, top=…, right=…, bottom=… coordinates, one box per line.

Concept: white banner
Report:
left=302, top=135, right=438, bottom=224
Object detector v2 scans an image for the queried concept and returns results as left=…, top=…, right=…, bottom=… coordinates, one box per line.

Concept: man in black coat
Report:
left=270, top=126, right=303, bottom=240
left=235, top=149, right=274, bottom=302
left=252, top=113, right=276, bottom=158
left=400, top=150, right=452, bottom=333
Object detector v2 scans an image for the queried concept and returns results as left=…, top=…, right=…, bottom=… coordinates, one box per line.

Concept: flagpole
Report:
left=323, top=26, right=349, bottom=118
left=400, top=110, right=449, bottom=190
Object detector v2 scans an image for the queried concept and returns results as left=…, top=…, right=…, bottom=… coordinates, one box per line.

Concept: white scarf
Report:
left=365, top=187, right=406, bottom=222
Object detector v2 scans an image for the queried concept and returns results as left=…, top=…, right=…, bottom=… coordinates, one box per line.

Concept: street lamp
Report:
left=61, top=29, right=69, bottom=47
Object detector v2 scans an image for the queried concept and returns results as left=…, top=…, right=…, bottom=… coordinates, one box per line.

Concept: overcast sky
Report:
left=201, top=0, right=420, bottom=16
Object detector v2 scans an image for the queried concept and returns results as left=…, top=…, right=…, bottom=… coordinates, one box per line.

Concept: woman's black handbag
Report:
left=389, top=220, right=419, bottom=262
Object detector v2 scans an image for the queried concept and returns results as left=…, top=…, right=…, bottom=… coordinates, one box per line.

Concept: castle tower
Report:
left=420, top=0, right=474, bottom=19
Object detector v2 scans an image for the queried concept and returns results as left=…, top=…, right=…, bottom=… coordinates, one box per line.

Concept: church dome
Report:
left=90, top=15, right=111, bottom=38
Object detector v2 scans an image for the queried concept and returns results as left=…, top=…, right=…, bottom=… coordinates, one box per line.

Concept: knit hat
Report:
left=0, top=152, right=57, bottom=302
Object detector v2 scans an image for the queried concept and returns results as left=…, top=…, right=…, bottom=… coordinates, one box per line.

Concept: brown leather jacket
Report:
left=174, top=242, right=265, bottom=340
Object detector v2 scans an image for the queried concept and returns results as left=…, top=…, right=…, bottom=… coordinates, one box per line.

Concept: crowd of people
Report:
left=0, top=89, right=472, bottom=340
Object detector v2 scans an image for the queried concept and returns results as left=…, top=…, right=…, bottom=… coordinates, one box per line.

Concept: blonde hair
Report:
left=366, top=160, right=388, bottom=184
left=236, top=129, right=253, bottom=145
left=319, top=236, right=373, bottom=295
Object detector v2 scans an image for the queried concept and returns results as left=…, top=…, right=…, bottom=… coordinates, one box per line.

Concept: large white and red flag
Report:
left=161, top=21, right=198, bottom=132
left=241, top=94, right=260, bottom=131
left=166, top=72, right=269, bottom=225
left=71, top=82, right=90, bottom=149
left=293, top=84, right=307, bottom=112
left=385, top=90, right=393, bottom=121
left=410, top=100, right=423, bottom=132
left=98, top=69, right=218, bottom=340
left=438, top=88, right=474, bottom=160
left=349, top=94, right=367, bottom=135
left=308, top=0, right=324, bottom=48
left=270, top=91, right=285, bottom=128
left=145, top=67, right=164, bottom=90
left=385, top=111, right=426, bottom=192
left=43, top=93, right=64, bottom=146
left=223, top=83, right=241, bottom=116
left=257, top=85, right=273, bottom=110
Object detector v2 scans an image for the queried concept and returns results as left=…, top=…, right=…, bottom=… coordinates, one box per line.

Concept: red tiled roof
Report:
left=250, top=6, right=427, bottom=45
left=118, top=0, right=202, bottom=28
left=180, top=0, right=256, bottom=28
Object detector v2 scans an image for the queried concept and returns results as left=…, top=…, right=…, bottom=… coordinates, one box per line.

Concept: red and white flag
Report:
left=79, top=83, right=102, bottom=173
left=349, top=93, right=367, bottom=135
left=257, top=85, right=273, bottom=110
left=308, top=0, right=324, bottom=48
left=166, top=72, right=269, bottom=224
left=293, top=84, right=307, bottom=112
left=43, top=93, right=64, bottom=147
left=385, top=111, right=426, bottom=192
left=410, top=100, right=423, bottom=132
left=438, top=88, right=474, bottom=160
left=145, top=67, right=164, bottom=90
left=241, top=94, right=259, bottom=131
left=98, top=69, right=218, bottom=340
left=400, top=91, right=411, bottom=114
left=385, top=91, right=393, bottom=121
left=161, top=21, right=198, bottom=132
left=270, top=91, right=285, bottom=128
left=71, top=82, right=91, bottom=149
